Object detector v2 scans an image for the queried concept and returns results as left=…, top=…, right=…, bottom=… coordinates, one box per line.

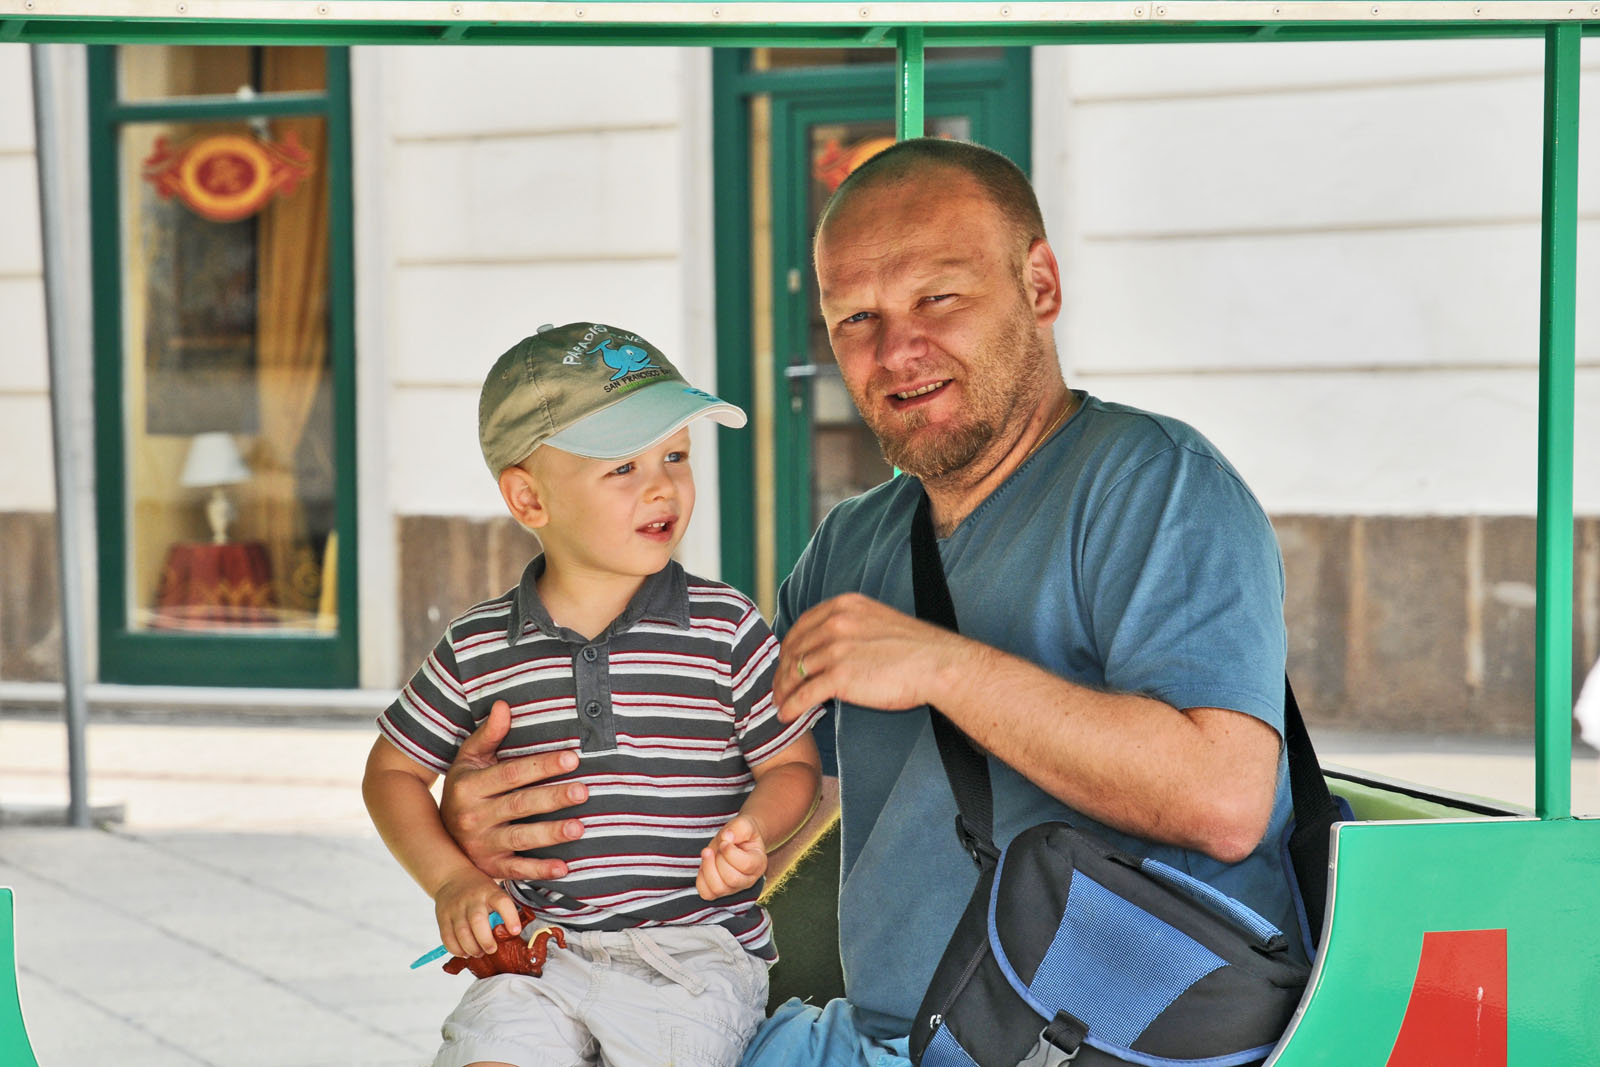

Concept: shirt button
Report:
left=582, top=647, right=598, bottom=663
left=584, top=701, right=601, bottom=717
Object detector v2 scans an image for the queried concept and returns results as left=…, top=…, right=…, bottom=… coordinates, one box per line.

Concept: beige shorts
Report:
left=433, top=924, right=770, bottom=1067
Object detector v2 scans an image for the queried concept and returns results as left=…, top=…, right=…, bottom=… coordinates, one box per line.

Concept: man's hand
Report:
left=772, top=592, right=977, bottom=722
left=440, top=699, right=588, bottom=882
left=695, top=815, right=768, bottom=900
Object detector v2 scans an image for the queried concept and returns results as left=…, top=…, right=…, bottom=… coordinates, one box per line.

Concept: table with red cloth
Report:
left=149, top=541, right=278, bottom=630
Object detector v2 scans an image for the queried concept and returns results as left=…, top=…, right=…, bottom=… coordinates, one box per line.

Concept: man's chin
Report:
left=879, top=424, right=990, bottom=481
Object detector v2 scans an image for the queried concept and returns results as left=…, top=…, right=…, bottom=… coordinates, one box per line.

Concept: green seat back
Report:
left=0, top=888, right=41, bottom=1067
left=761, top=818, right=846, bottom=1010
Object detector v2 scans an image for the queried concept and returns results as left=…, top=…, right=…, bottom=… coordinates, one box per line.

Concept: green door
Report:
left=714, top=48, right=1031, bottom=607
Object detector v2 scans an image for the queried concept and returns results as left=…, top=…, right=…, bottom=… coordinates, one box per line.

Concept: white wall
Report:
left=370, top=45, right=720, bottom=554
left=1037, top=37, right=1600, bottom=516
left=0, top=46, right=54, bottom=513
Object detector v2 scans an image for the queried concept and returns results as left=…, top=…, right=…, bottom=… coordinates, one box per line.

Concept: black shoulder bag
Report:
left=906, top=489, right=1336, bottom=1067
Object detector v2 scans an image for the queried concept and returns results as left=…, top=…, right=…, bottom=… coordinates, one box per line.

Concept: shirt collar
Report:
left=507, top=556, right=692, bottom=644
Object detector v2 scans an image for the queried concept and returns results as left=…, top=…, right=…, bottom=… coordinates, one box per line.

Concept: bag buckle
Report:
left=953, top=814, right=999, bottom=868
left=1043, top=1009, right=1088, bottom=1060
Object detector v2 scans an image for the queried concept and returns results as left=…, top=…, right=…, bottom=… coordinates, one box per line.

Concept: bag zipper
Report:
left=928, top=936, right=991, bottom=1034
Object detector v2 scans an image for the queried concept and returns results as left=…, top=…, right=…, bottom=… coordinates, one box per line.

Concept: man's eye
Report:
left=840, top=311, right=874, bottom=325
left=609, top=462, right=635, bottom=476
left=922, top=293, right=954, bottom=305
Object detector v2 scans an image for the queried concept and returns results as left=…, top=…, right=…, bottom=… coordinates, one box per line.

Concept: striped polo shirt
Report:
left=379, top=557, right=820, bottom=961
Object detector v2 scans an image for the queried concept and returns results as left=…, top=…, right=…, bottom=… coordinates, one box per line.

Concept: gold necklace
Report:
left=1020, top=391, right=1076, bottom=465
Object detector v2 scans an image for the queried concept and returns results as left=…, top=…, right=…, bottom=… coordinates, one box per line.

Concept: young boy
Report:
left=364, top=322, right=823, bottom=1067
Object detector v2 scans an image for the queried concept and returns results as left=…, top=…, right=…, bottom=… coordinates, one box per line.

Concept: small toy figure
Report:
left=443, top=915, right=567, bottom=980
left=409, top=906, right=566, bottom=980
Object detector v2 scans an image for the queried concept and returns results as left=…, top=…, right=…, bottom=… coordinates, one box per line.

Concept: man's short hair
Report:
left=817, top=137, right=1047, bottom=251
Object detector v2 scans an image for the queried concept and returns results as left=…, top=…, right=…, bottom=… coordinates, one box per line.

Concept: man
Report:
left=440, top=139, right=1296, bottom=1067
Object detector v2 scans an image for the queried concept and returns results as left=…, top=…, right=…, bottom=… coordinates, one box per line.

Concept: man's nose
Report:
left=875, top=313, right=929, bottom=369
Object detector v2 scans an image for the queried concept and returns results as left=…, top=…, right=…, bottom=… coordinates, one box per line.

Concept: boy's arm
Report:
left=362, top=736, right=521, bottom=954
left=741, top=734, right=824, bottom=850
left=696, top=734, right=822, bottom=900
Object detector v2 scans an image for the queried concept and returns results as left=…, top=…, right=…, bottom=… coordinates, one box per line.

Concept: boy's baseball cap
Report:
left=478, top=322, right=747, bottom=473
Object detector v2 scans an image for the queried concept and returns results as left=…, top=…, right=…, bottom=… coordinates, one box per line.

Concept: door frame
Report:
left=711, top=48, right=1032, bottom=602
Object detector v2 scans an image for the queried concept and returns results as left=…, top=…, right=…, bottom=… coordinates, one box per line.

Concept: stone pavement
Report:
left=1, top=713, right=1596, bottom=1066
left=1, top=715, right=457, bottom=1067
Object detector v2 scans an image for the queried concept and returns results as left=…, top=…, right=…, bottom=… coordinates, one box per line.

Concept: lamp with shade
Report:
left=179, top=431, right=251, bottom=544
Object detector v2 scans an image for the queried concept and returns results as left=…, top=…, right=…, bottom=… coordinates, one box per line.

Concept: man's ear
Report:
left=1023, top=238, right=1063, bottom=327
left=498, top=464, right=548, bottom=530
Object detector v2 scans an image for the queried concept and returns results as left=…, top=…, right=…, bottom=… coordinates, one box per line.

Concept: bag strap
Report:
left=909, top=490, right=999, bottom=867
left=1283, top=680, right=1338, bottom=945
left=907, top=486, right=1339, bottom=944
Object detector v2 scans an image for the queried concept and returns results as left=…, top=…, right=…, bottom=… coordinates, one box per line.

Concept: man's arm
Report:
left=771, top=594, right=1280, bottom=864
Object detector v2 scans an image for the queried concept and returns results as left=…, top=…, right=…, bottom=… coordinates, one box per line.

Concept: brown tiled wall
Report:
left=1277, top=515, right=1600, bottom=736
left=395, top=515, right=539, bottom=678
left=0, top=511, right=62, bottom=682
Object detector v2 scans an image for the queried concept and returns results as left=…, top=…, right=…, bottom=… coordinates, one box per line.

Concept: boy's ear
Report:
left=498, top=464, right=549, bottom=530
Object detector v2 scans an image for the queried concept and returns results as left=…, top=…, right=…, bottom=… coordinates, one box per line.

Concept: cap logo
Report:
left=561, top=323, right=613, bottom=365
left=592, top=339, right=657, bottom=382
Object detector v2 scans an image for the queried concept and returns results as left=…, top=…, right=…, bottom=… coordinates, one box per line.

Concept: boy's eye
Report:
left=608, top=461, right=635, bottom=477
left=665, top=451, right=687, bottom=464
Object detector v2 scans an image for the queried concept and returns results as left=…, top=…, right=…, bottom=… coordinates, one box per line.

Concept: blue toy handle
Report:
left=410, top=911, right=504, bottom=970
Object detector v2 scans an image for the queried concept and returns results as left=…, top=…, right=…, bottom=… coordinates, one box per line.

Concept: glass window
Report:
left=96, top=45, right=349, bottom=663
left=119, top=44, right=326, bottom=100
left=801, top=115, right=972, bottom=522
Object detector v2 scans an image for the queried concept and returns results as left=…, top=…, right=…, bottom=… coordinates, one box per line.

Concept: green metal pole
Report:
left=1535, top=22, right=1579, bottom=822
left=896, top=26, right=924, bottom=140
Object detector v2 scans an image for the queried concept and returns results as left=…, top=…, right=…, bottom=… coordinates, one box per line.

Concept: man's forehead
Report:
left=820, top=249, right=982, bottom=293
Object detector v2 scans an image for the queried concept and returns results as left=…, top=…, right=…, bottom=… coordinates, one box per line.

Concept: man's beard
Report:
left=854, top=308, right=1048, bottom=482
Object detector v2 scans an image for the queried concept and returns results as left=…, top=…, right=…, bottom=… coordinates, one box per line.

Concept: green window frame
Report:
left=86, top=45, right=359, bottom=688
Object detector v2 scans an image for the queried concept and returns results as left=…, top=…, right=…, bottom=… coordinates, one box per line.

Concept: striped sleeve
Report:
left=377, top=628, right=474, bottom=774
left=728, top=605, right=822, bottom=766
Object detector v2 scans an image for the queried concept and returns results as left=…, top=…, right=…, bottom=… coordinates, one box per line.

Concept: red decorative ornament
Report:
left=142, top=130, right=314, bottom=222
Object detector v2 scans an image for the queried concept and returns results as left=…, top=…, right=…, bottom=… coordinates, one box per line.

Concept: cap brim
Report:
left=544, top=382, right=748, bottom=460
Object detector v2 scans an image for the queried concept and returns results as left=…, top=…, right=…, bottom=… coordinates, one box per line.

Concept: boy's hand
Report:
left=695, top=815, right=768, bottom=900
left=434, top=869, right=519, bottom=958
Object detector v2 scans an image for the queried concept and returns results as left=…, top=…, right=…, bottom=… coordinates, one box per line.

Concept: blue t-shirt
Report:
left=775, top=393, right=1297, bottom=1040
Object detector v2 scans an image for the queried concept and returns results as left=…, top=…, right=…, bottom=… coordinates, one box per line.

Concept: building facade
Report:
left=1, top=39, right=1596, bottom=734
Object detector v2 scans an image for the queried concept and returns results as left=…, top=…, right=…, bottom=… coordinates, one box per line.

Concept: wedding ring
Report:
left=797, top=655, right=808, bottom=679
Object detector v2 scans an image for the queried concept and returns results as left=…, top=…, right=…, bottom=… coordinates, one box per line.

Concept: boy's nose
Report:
left=643, top=465, right=675, bottom=499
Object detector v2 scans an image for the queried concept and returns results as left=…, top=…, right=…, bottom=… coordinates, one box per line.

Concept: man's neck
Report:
left=535, top=559, right=648, bottom=642
left=923, top=385, right=1075, bottom=537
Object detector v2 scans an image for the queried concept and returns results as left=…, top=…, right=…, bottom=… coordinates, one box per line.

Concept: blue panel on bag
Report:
left=1024, top=874, right=1226, bottom=1048
left=923, top=1025, right=982, bottom=1067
